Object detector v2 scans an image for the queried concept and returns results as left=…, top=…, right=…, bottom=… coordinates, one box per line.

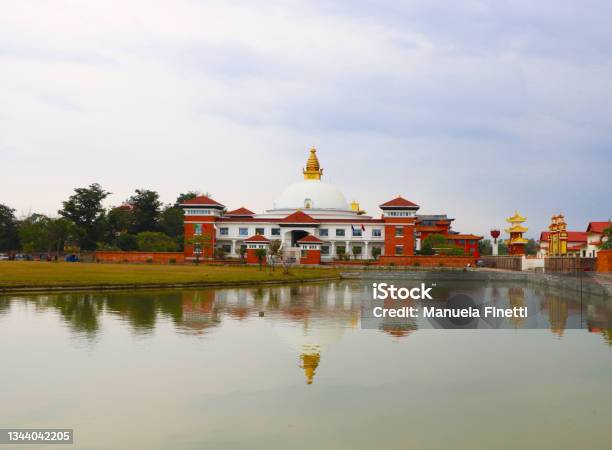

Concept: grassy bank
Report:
left=0, top=261, right=341, bottom=292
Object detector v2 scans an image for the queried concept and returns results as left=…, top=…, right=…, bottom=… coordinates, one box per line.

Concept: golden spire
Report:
left=303, top=147, right=323, bottom=180
left=300, top=352, right=321, bottom=384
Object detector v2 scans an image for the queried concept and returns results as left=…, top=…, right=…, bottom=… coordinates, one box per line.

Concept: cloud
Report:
left=0, top=0, right=610, bottom=237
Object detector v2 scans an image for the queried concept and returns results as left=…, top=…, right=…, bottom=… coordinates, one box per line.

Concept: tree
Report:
left=600, top=226, right=612, bottom=250
left=0, top=204, right=20, bottom=251
left=215, top=246, right=226, bottom=260
left=159, top=205, right=184, bottom=238
left=129, top=189, right=162, bottom=234
left=117, top=233, right=138, bottom=251
left=107, top=206, right=135, bottom=237
left=47, top=218, right=78, bottom=259
left=421, top=234, right=465, bottom=256
left=336, top=246, right=346, bottom=260
left=268, top=239, right=282, bottom=271
left=136, top=232, right=179, bottom=252
left=254, top=248, right=267, bottom=270
left=174, top=191, right=200, bottom=207
left=186, top=234, right=213, bottom=265
left=478, top=239, right=492, bottom=256
left=525, top=238, right=538, bottom=255
left=371, top=246, right=381, bottom=260
left=59, top=183, right=110, bottom=250
left=351, top=246, right=361, bottom=260
left=18, top=214, right=50, bottom=253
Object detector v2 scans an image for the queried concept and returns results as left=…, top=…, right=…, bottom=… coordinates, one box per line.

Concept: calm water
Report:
left=1, top=281, right=612, bottom=450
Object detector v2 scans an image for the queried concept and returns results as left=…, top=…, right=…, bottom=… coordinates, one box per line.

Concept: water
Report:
left=1, top=281, right=611, bottom=450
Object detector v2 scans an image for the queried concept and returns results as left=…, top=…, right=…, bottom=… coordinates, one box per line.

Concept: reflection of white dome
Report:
left=274, top=180, right=349, bottom=211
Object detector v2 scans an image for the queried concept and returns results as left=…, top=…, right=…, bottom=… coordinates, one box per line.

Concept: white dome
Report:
left=273, top=180, right=349, bottom=211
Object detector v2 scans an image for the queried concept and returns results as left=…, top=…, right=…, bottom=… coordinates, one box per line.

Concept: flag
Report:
left=361, top=224, right=366, bottom=231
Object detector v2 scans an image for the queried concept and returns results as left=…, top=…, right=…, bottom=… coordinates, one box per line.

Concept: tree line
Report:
left=0, top=183, right=199, bottom=255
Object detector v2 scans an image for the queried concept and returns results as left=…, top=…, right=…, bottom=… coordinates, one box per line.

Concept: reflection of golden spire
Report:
left=303, top=147, right=323, bottom=180
left=300, top=352, right=320, bottom=384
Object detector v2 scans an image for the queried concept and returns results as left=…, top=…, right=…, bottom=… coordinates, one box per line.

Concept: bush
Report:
left=116, top=233, right=138, bottom=251
left=169, top=258, right=176, bottom=264
left=146, top=258, right=153, bottom=264
left=136, top=232, right=179, bottom=252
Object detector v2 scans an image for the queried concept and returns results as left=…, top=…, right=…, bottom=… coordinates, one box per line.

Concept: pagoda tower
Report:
left=505, top=211, right=528, bottom=255
left=548, top=214, right=568, bottom=256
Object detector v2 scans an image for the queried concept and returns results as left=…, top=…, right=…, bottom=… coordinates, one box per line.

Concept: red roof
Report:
left=297, top=234, right=323, bottom=244
left=280, top=210, right=317, bottom=223
left=446, top=234, right=483, bottom=240
left=226, top=207, right=255, bottom=216
left=380, top=196, right=419, bottom=208
left=244, top=235, right=269, bottom=243
left=539, top=231, right=587, bottom=243
left=181, top=195, right=224, bottom=207
left=587, top=221, right=612, bottom=233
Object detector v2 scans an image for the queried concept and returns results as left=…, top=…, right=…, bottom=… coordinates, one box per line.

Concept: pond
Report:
left=1, top=281, right=611, bottom=449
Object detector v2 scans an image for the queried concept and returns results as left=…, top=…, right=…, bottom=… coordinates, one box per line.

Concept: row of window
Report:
left=200, top=225, right=409, bottom=239
left=216, top=244, right=384, bottom=256
left=215, top=227, right=385, bottom=238
left=384, top=211, right=415, bottom=217
left=185, top=209, right=214, bottom=216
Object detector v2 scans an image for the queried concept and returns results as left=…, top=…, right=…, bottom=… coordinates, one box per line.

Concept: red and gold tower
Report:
left=548, top=214, right=568, bottom=256
left=505, top=211, right=528, bottom=255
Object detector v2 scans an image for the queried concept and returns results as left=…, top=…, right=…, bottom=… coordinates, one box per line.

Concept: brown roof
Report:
left=244, top=235, right=269, bottom=243
left=587, top=221, right=612, bottom=233
left=181, top=195, right=224, bottom=207
left=417, top=226, right=447, bottom=232
left=297, top=234, right=324, bottom=244
left=226, top=207, right=255, bottom=216
left=280, top=210, right=318, bottom=223
left=380, top=196, right=419, bottom=208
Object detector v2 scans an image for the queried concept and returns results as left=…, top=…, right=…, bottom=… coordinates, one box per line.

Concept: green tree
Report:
left=129, top=189, right=162, bottom=234
left=136, top=232, right=179, bottom=252
left=421, top=234, right=465, bottom=256
left=525, top=238, right=538, bottom=255
left=174, top=191, right=200, bottom=207
left=47, top=218, right=78, bottom=259
left=268, top=239, right=282, bottom=271
left=351, top=246, right=361, bottom=260
left=254, top=248, right=267, bottom=270
left=107, top=206, right=135, bottom=237
left=186, top=234, right=213, bottom=265
left=478, top=239, right=492, bottom=256
left=117, top=233, right=138, bottom=251
left=0, top=204, right=20, bottom=251
left=371, top=246, right=382, bottom=260
left=18, top=214, right=50, bottom=253
left=600, top=226, right=612, bottom=250
left=159, top=205, right=184, bottom=238
left=59, top=183, right=110, bottom=250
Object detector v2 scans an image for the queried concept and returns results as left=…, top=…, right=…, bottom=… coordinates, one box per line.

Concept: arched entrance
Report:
left=290, top=230, right=309, bottom=247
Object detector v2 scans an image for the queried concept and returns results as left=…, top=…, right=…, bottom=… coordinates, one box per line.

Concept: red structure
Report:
left=244, top=235, right=270, bottom=265
left=297, top=234, right=323, bottom=264
left=380, top=196, right=418, bottom=257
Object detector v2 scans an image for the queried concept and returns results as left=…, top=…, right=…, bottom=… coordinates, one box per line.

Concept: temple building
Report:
left=181, top=148, right=481, bottom=263
left=505, top=211, right=528, bottom=255
left=538, top=220, right=610, bottom=258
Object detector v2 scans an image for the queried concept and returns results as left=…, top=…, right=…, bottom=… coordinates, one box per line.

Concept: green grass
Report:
left=0, top=261, right=341, bottom=290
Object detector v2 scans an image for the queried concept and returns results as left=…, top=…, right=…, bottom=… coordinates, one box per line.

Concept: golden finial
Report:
left=303, top=147, right=323, bottom=180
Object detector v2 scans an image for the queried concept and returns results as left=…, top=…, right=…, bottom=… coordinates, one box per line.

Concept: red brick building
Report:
left=181, top=148, right=482, bottom=263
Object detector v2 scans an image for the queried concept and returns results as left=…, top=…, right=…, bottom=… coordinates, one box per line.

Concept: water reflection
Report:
left=2, top=281, right=612, bottom=385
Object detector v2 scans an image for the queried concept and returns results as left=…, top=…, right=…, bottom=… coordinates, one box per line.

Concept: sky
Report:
left=1, top=0, right=611, bottom=238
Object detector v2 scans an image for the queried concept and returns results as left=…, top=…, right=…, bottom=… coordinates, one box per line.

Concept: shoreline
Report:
left=0, top=276, right=343, bottom=295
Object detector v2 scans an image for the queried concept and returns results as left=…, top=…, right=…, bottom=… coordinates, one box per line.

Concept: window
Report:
left=395, top=226, right=404, bottom=237
left=255, top=227, right=265, bottom=236
left=336, top=245, right=346, bottom=255
left=185, top=208, right=211, bottom=216
left=319, top=228, right=329, bottom=237
left=271, top=228, right=280, bottom=236
left=352, top=228, right=362, bottom=237
left=372, top=229, right=382, bottom=237
left=385, top=210, right=414, bottom=217
left=219, top=227, right=228, bottom=235
left=301, top=249, right=307, bottom=258
left=221, top=244, right=231, bottom=253
left=321, top=245, right=330, bottom=255
left=457, top=239, right=464, bottom=245
left=353, top=246, right=362, bottom=255
left=194, top=224, right=202, bottom=235
left=336, top=229, right=345, bottom=237
left=395, top=245, right=404, bottom=255
left=304, top=198, right=313, bottom=209
left=239, top=228, right=248, bottom=236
